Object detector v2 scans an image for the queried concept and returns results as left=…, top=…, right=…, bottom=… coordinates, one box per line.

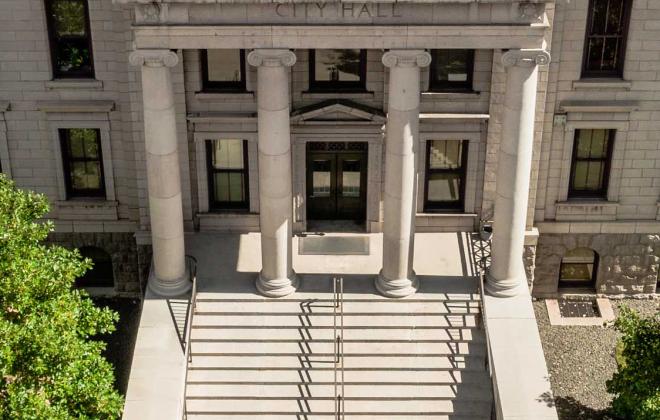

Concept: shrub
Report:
left=606, top=305, right=660, bottom=420
left=0, top=175, right=123, bottom=419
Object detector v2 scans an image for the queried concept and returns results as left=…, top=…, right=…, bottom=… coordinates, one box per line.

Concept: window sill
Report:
left=194, top=91, right=255, bottom=101
left=46, top=79, right=103, bottom=90
left=301, top=91, right=374, bottom=100
left=555, top=200, right=618, bottom=222
left=572, top=79, right=632, bottom=91
left=422, top=91, right=480, bottom=99
left=418, top=212, right=478, bottom=218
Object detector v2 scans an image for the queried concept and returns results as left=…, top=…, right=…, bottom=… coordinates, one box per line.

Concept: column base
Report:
left=147, top=263, right=192, bottom=297
left=256, top=270, right=299, bottom=298
left=484, top=269, right=527, bottom=298
left=375, top=269, right=418, bottom=298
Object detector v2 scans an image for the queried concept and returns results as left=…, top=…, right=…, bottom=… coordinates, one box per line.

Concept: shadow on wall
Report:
left=538, top=391, right=616, bottom=420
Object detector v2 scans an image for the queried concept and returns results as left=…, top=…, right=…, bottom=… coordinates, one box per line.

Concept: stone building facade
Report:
left=0, top=0, right=658, bottom=298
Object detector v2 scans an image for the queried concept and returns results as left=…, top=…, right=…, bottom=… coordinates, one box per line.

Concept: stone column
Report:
left=247, top=49, right=299, bottom=298
left=377, top=50, right=431, bottom=298
left=486, top=49, right=550, bottom=297
left=129, top=49, right=190, bottom=297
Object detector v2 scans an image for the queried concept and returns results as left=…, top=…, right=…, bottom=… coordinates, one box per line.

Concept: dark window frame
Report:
left=200, top=49, right=247, bottom=92
left=558, top=249, right=599, bottom=289
left=44, top=0, right=95, bottom=79
left=308, top=49, right=368, bottom=92
left=428, top=49, right=475, bottom=93
left=581, top=0, right=632, bottom=78
left=59, top=128, right=106, bottom=199
left=206, top=139, right=250, bottom=212
left=423, top=139, right=469, bottom=213
left=568, top=129, right=615, bottom=200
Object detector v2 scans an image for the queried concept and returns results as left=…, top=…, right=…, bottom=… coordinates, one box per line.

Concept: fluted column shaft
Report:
left=377, top=50, right=431, bottom=298
left=486, top=49, right=550, bottom=297
left=248, top=49, right=299, bottom=297
left=129, top=49, right=190, bottom=296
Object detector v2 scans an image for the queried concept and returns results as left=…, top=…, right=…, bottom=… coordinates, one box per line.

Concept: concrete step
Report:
left=186, top=367, right=489, bottom=385
left=190, top=354, right=484, bottom=370
left=195, top=300, right=480, bottom=314
left=189, top=340, right=484, bottom=356
left=191, top=326, right=483, bottom=342
left=193, top=314, right=479, bottom=328
left=185, top=397, right=492, bottom=416
left=186, top=382, right=492, bottom=399
left=186, top=415, right=487, bottom=420
left=196, top=292, right=481, bottom=302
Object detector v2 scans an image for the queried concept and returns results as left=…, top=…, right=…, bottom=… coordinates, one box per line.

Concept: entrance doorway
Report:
left=306, top=142, right=367, bottom=228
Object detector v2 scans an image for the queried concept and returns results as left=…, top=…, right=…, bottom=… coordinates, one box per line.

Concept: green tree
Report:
left=607, top=305, right=660, bottom=420
left=0, top=175, right=123, bottom=419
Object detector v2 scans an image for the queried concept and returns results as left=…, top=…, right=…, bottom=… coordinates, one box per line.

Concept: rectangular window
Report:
left=206, top=139, right=249, bottom=211
left=59, top=128, right=105, bottom=198
left=424, top=140, right=468, bottom=212
left=429, top=50, right=474, bottom=92
left=45, top=0, right=94, bottom=79
left=582, top=0, right=631, bottom=78
left=201, top=49, right=246, bottom=92
left=569, top=129, right=615, bottom=199
left=309, top=49, right=367, bottom=92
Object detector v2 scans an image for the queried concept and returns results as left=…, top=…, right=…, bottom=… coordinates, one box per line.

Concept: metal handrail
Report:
left=333, top=277, right=345, bottom=420
left=181, top=255, right=198, bottom=420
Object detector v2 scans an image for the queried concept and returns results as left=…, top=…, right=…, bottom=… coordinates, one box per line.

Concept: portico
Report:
left=125, top=3, right=549, bottom=297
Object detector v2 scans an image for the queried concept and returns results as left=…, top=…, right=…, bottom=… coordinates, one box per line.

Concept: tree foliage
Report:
left=607, top=305, right=660, bottom=420
left=0, top=175, right=123, bottom=419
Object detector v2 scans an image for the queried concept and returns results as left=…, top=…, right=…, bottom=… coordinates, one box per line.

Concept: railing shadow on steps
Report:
left=179, top=255, right=198, bottom=420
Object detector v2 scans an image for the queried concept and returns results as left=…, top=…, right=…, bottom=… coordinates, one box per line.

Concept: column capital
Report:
left=129, top=49, right=179, bottom=68
left=501, top=49, right=551, bottom=68
left=247, top=49, right=296, bottom=68
left=382, top=50, right=431, bottom=69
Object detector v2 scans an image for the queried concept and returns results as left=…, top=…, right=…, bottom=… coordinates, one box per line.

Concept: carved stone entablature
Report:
left=247, top=49, right=297, bottom=68
left=519, top=2, right=545, bottom=22
left=501, top=49, right=551, bottom=68
left=382, top=50, right=431, bottom=69
left=135, top=2, right=169, bottom=24
left=128, top=49, right=179, bottom=68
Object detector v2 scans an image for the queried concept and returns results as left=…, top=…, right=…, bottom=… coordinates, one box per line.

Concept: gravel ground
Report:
left=92, top=298, right=142, bottom=396
left=534, top=298, right=659, bottom=420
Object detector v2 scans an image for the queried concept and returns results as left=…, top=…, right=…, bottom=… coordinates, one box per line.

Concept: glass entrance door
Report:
left=306, top=143, right=367, bottom=222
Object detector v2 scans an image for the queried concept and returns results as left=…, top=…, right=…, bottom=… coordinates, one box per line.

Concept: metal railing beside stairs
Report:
left=181, top=255, right=198, bottom=420
left=333, top=277, right=345, bottom=420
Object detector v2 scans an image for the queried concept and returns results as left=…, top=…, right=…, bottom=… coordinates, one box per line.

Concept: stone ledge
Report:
left=194, top=91, right=255, bottom=101
left=421, top=91, right=481, bottom=99
left=187, top=112, right=257, bottom=124
left=419, top=112, right=490, bottom=120
left=482, top=288, right=559, bottom=420
left=45, top=79, right=104, bottom=90
left=37, top=100, right=115, bottom=113
left=559, top=99, right=639, bottom=113
left=537, top=221, right=660, bottom=234
left=300, top=91, right=375, bottom=100
left=572, top=79, right=632, bottom=91
left=56, top=200, right=119, bottom=221
left=198, top=212, right=260, bottom=233
left=555, top=201, right=618, bottom=222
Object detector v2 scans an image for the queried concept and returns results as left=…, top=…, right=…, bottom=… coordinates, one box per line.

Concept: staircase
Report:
left=184, top=278, right=492, bottom=419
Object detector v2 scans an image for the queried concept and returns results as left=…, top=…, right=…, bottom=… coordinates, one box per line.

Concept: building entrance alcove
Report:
left=305, top=141, right=367, bottom=232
